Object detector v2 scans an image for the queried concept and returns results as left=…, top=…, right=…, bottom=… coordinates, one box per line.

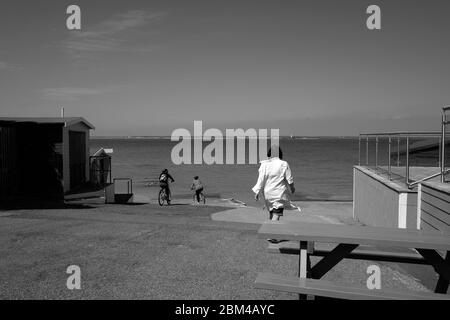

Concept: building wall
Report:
left=353, top=167, right=418, bottom=229
left=418, top=182, right=450, bottom=233
left=0, top=123, right=64, bottom=200
left=0, top=126, right=18, bottom=199
left=62, top=122, right=91, bottom=193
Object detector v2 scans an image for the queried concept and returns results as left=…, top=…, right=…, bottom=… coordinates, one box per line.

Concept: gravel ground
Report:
left=0, top=199, right=438, bottom=299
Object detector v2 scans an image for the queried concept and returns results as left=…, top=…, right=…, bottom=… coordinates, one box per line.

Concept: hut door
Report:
left=69, top=131, right=86, bottom=189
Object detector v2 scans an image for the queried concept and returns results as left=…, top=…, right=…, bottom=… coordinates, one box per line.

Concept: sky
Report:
left=0, top=0, right=449, bottom=136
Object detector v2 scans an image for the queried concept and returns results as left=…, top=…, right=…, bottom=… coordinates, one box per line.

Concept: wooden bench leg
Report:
left=434, top=251, right=450, bottom=293
left=310, top=243, right=359, bottom=280
left=417, top=250, right=450, bottom=294
left=436, top=276, right=449, bottom=294
left=436, top=251, right=450, bottom=294
left=298, top=241, right=308, bottom=277
left=416, top=249, right=450, bottom=294
left=298, top=241, right=314, bottom=300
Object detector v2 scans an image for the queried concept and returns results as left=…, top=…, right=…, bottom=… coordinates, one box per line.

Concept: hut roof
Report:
left=0, top=117, right=95, bottom=129
left=92, top=148, right=113, bottom=157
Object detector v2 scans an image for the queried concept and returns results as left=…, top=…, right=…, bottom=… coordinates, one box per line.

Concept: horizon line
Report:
left=91, top=135, right=359, bottom=139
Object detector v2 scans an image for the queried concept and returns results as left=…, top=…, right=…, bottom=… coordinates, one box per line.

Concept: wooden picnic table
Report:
left=256, top=221, right=450, bottom=298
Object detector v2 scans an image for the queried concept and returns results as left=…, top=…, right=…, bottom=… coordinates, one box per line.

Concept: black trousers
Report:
left=160, top=182, right=170, bottom=199
left=195, top=188, right=204, bottom=202
left=269, top=207, right=284, bottom=220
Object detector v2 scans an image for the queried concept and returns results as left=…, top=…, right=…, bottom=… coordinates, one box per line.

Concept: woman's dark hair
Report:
left=194, top=176, right=199, bottom=180
left=163, top=169, right=168, bottom=173
left=267, top=146, right=283, bottom=159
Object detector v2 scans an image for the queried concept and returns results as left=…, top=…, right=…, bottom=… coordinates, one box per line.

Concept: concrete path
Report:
left=212, top=201, right=354, bottom=225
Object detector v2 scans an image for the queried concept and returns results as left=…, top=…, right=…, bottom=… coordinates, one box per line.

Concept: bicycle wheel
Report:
left=201, top=192, right=206, bottom=204
left=158, top=189, right=165, bottom=206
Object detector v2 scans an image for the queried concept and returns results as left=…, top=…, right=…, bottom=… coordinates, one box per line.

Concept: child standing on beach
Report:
left=159, top=169, right=175, bottom=204
left=191, top=176, right=204, bottom=204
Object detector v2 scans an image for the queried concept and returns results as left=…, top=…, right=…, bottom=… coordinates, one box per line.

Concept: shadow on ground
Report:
left=0, top=201, right=96, bottom=211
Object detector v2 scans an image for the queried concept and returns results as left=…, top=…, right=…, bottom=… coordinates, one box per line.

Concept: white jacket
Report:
left=252, top=157, right=297, bottom=211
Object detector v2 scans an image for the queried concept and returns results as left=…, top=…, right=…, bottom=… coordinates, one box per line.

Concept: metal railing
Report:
left=359, top=106, right=450, bottom=188
left=441, top=106, right=450, bottom=182
left=113, top=178, right=133, bottom=195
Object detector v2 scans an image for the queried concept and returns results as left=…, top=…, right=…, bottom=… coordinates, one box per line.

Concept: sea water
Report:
left=90, top=137, right=359, bottom=205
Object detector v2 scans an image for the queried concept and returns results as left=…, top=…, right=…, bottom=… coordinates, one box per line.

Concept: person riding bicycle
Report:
left=159, top=169, right=174, bottom=204
left=191, top=176, right=204, bottom=204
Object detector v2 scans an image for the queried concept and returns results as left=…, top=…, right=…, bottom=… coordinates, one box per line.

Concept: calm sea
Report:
left=90, top=138, right=359, bottom=205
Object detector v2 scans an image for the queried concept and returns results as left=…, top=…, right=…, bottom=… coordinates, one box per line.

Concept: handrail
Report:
left=408, top=169, right=450, bottom=188
left=113, top=178, right=133, bottom=194
left=358, top=106, right=450, bottom=188
left=360, top=132, right=441, bottom=137
left=441, top=107, right=450, bottom=182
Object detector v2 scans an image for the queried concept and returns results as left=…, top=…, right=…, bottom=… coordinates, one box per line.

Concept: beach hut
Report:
left=90, top=147, right=112, bottom=188
left=0, top=117, right=94, bottom=201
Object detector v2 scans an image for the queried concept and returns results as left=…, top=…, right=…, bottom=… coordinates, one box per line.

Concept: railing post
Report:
left=358, top=136, right=361, bottom=165
left=439, top=136, right=442, bottom=168
left=441, top=111, right=446, bottom=183
left=366, top=137, right=369, bottom=166
left=388, top=136, right=392, bottom=180
left=375, top=136, right=379, bottom=169
left=406, top=136, right=410, bottom=185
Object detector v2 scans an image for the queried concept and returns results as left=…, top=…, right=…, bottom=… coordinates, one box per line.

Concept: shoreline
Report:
left=131, top=191, right=352, bottom=209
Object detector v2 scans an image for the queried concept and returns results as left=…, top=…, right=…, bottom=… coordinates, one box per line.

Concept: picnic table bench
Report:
left=267, top=241, right=428, bottom=265
left=254, top=221, right=450, bottom=300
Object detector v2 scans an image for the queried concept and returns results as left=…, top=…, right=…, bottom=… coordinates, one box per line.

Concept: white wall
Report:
left=353, top=167, right=418, bottom=229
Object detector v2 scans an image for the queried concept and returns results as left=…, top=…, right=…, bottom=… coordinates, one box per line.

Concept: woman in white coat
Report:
left=252, top=146, right=296, bottom=222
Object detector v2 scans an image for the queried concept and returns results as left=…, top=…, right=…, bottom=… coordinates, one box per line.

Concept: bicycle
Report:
left=193, top=190, right=206, bottom=204
left=158, top=186, right=171, bottom=206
